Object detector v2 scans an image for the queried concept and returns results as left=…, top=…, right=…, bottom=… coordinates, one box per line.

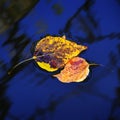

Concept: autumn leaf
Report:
left=53, top=57, right=90, bottom=83
left=34, top=35, right=87, bottom=72
left=8, top=35, right=93, bottom=83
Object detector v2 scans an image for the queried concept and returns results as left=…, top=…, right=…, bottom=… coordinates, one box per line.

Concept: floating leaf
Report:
left=9, top=35, right=93, bottom=83
left=53, top=57, right=90, bottom=83
left=34, top=35, right=87, bottom=72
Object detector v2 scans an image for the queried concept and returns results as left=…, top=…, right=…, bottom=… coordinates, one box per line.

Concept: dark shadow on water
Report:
left=0, top=1, right=39, bottom=119
left=0, top=83, right=11, bottom=119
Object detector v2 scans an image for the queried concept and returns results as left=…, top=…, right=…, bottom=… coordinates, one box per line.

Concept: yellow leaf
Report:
left=34, top=36, right=87, bottom=72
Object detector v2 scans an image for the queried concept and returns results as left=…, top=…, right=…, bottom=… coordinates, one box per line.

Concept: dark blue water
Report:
left=0, top=0, right=120, bottom=120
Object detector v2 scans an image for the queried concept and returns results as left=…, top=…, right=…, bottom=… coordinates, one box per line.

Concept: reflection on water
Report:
left=0, top=0, right=39, bottom=33
left=0, top=0, right=120, bottom=119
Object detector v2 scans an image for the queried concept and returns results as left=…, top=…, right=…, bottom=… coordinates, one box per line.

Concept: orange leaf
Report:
left=53, top=57, right=90, bottom=83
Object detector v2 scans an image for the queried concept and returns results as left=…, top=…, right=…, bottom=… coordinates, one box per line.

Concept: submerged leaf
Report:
left=53, top=57, right=90, bottom=83
left=34, top=36, right=87, bottom=72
